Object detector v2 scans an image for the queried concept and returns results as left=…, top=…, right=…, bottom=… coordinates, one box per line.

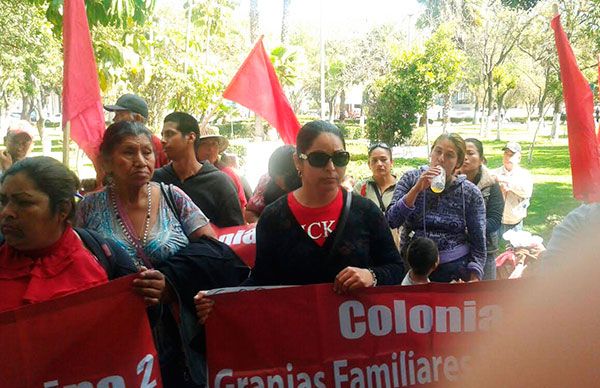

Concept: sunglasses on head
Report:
left=368, top=143, right=391, bottom=153
left=299, top=150, right=350, bottom=168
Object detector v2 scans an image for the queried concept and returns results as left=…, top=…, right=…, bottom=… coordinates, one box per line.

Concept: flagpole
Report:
left=319, top=1, right=326, bottom=120
left=63, top=120, right=70, bottom=166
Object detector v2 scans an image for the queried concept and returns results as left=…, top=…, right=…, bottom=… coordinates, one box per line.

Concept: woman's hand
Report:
left=414, top=166, right=442, bottom=193
left=0, top=149, right=12, bottom=171
left=194, top=291, right=215, bottom=324
left=403, top=167, right=443, bottom=208
left=468, top=272, right=480, bottom=282
left=132, top=267, right=166, bottom=306
left=333, top=266, right=375, bottom=294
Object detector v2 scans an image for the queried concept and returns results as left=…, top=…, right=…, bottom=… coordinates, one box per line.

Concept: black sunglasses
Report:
left=368, top=143, right=391, bottom=153
left=299, top=151, right=350, bottom=168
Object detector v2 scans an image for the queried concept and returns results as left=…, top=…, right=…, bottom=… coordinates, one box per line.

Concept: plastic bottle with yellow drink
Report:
left=430, top=166, right=446, bottom=193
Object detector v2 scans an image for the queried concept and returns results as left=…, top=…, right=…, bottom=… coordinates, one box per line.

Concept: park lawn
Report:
left=347, top=135, right=581, bottom=243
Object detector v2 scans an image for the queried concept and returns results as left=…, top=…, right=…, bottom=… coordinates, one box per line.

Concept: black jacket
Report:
left=245, top=189, right=405, bottom=286
left=152, top=162, right=244, bottom=228
left=474, top=166, right=505, bottom=254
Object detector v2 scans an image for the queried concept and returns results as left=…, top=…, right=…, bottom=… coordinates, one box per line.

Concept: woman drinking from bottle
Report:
left=386, top=133, right=486, bottom=282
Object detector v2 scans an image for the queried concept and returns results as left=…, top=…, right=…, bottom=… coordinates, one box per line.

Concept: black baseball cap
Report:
left=104, top=94, right=148, bottom=119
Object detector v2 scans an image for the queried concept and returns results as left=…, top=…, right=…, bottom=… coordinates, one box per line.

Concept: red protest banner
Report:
left=206, top=281, right=522, bottom=387
left=0, top=275, right=161, bottom=388
left=215, top=223, right=256, bottom=267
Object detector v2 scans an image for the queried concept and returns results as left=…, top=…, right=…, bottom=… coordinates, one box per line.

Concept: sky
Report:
left=158, top=0, right=425, bottom=43
left=234, top=0, right=425, bottom=40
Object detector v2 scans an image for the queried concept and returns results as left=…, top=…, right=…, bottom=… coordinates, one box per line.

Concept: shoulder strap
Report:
left=160, top=182, right=180, bottom=222
left=369, top=181, right=387, bottom=212
left=328, top=189, right=352, bottom=259
left=74, top=227, right=115, bottom=279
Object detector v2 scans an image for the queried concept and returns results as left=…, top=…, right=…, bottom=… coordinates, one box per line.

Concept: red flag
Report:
left=552, top=15, right=600, bottom=202
left=63, top=0, right=105, bottom=160
left=223, top=37, right=301, bottom=144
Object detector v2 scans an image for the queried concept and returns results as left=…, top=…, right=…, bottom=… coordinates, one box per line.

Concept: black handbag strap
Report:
left=328, top=189, right=352, bottom=259
left=160, top=183, right=180, bottom=223
left=369, top=181, right=387, bottom=212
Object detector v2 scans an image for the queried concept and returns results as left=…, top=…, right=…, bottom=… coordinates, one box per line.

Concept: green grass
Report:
left=346, top=129, right=581, bottom=243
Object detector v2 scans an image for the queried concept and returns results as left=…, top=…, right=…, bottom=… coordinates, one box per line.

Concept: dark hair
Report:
left=368, top=143, right=392, bottom=159
left=164, top=112, right=201, bottom=148
left=1, top=156, right=80, bottom=221
left=406, top=237, right=439, bottom=276
left=431, top=133, right=466, bottom=169
left=296, top=120, right=345, bottom=155
left=269, top=145, right=296, bottom=177
left=464, top=138, right=487, bottom=165
left=100, top=121, right=154, bottom=160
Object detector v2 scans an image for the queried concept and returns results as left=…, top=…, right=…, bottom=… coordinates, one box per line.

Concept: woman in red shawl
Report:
left=0, top=156, right=164, bottom=312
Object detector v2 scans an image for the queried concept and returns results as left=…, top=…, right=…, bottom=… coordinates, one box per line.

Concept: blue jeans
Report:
left=483, top=252, right=497, bottom=280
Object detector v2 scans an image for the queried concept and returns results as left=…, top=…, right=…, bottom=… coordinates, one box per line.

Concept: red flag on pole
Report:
left=551, top=14, right=600, bottom=202
left=223, top=37, right=301, bottom=144
left=63, top=0, right=105, bottom=160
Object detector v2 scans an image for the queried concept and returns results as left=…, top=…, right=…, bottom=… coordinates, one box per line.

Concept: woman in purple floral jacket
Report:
left=386, top=133, right=486, bottom=282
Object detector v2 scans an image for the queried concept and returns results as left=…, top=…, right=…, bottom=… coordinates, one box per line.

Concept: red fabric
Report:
left=0, top=275, right=161, bottom=387
left=220, top=166, right=248, bottom=208
left=151, top=135, right=169, bottom=168
left=246, top=174, right=270, bottom=215
left=552, top=15, right=600, bottom=202
left=205, top=281, right=520, bottom=387
left=214, top=223, right=257, bottom=267
left=0, top=226, right=108, bottom=313
left=223, top=37, right=301, bottom=145
left=287, top=189, right=342, bottom=246
left=62, top=0, right=106, bottom=161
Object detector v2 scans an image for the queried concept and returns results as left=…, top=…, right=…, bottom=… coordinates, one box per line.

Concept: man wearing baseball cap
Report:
left=0, top=121, right=36, bottom=174
left=104, top=93, right=169, bottom=167
left=492, top=141, right=533, bottom=234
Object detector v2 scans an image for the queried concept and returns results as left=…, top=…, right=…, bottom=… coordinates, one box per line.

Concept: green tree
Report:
left=366, top=51, right=432, bottom=146
left=422, top=23, right=464, bottom=132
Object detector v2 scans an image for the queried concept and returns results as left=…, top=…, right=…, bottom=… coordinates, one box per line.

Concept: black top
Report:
left=152, top=162, right=244, bottom=228
left=245, top=189, right=405, bottom=286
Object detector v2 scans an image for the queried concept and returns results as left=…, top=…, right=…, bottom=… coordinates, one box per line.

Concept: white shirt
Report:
left=492, top=165, right=533, bottom=225
left=401, top=271, right=430, bottom=286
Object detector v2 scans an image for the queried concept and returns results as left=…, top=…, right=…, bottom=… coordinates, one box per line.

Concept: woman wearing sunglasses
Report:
left=195, top=121, right=404, bottom=322
left=386, top=133, right=486, bottom=283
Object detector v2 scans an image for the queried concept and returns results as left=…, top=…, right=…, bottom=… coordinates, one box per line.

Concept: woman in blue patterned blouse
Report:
left=77, top=121, right=214, bottom=268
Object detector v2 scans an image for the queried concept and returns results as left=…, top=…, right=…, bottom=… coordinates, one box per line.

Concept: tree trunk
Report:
left=281, top=0, right=291, bottom=45
left=254, top=115, right=263, bottom=141
left=34, top=96, right=46, bottom=152
left=528, top=106, right=549, bottom=163
left=550, top=100, right=561, bottom=141
left=441, top=92, right=451, bottom=133
left=484, top=71, right=493, bottom=137
left=339, top=89, right=346, bottom=121
left=472, top=96, right=479, bottom=125
left=496, top=93, right=507, bottom=141
left=20, top=94, right=31, bottom=120
left=425, top=110, right=431, bottom=154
